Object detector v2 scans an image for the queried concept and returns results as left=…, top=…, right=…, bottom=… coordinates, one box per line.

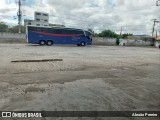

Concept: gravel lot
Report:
left=0, top=44, right=160, bottom=120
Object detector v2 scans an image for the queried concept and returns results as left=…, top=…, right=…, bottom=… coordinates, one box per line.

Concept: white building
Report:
left=24, top=11, right=65, bottom=27
left=24, top=11, right=49, bottom=27
left=34, top=12, right=49, bottom=26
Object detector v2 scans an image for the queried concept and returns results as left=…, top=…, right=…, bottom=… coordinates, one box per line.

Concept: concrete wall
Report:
left=0, top=33, right=158, bottom=48
left=155, top=41, right=160, bottom=48
left=119, top=39, right=154, bottom=46
left=0, top=32, right=26, bottom=43
left=93, top=37, right=117, bottom=45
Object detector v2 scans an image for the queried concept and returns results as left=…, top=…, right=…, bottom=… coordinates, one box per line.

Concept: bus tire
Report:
left=47, top=40, right=53, bottom=46
left=39, top=40, right=46, bottom=46
left=80, top=42, right=86, bottom=46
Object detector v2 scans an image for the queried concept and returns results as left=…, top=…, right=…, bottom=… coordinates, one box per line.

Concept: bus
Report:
left=26, top=25, right=93, bottom=46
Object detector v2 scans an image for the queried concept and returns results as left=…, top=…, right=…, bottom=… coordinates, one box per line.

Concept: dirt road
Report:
left=0, top=44, right=159, bottom=120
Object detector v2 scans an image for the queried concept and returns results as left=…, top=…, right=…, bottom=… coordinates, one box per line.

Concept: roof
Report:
left=156, top=36, right=160, bottom=40
left=133, top=35, right=149, bottom=37
left=27, top=25, right=84, bottom=31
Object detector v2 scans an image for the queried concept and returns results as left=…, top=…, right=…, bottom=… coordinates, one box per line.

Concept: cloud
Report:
left=0, top=0, right=160, bottom=35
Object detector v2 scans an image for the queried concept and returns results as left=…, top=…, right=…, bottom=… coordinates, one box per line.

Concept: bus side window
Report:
left=28, top=27, right=37, bottom=32
left=50, top=29, right=55, bottom=34
left=37, top=28, right=42, bottom=32
left=61, top=29, right=67, bottom=34
left=54, top=29, right=62, bottom=34
left=66, top=30, right=75, bottom=34
left=43, top=28, right=50, bottom=33
left=73, top=30, right=83, bottom=34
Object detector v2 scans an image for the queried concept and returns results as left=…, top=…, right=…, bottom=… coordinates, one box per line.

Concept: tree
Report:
left=96, top=29, right=133, bottom=39
left=97, top=29, right=118, bottom=38
left=0, top=22, right=8, bottom=32
left=121, top=33, right=133, bottom=39
left=7, top=25, right=25, bottom=33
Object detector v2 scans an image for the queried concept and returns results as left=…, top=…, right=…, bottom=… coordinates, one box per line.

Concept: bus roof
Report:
left=27, top=25, right=84, bottom=31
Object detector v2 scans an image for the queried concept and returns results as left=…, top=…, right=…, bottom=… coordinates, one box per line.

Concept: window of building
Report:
left=43, top=14, right=48, bottom=16
left=44, top=19, right=48, bottom=22
left=36, top=24, right=40, bottom=26
left=36, top=13, right=41, bottom=15
left=36, top=19, right=40, bottom=21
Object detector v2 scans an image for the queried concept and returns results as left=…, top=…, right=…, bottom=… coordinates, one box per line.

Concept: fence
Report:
left=119, top=39, right=155, bottom=46
left=0, top=32, right=159, bottom=48
left=155, top=40, right=160, bottom=48
left=0, top=32, right=26, bottom=43
left=93, top=37, right=117, bottom=45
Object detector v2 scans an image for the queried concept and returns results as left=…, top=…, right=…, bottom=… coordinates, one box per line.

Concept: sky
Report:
left=0, top=0, right=160, bottom=35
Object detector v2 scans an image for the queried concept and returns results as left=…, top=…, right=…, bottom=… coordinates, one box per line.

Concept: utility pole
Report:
left=120, top=26, right=123, bottom=36
left=152, top=19, right=159, bottom=37
left=155, top=30, right=158, bottom=37
left=17, top=0, right=22, bottom=34
left=156, top=0, right=160, bottom=36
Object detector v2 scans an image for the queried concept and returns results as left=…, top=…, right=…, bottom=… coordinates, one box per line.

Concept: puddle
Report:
left=24, top=87, right=45, bottom=94
left=11, top=59, right=63, bottom=63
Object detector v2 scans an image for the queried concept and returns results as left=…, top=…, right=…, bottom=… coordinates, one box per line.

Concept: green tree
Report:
left=96, top=29, right=133, bottom=39
left=7, top=25, right=25, bottom=33
left=0, top=22, right=8, bottom=32
left=97, top=29, right=118, bottom=38
left=121, top=33, right=133, bottom=39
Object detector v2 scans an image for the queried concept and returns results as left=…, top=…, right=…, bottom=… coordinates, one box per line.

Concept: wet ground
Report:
left=0, top=44, right=160, bottom=120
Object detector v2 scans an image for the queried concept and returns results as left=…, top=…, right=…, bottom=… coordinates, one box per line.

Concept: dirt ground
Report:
left=0, top=44, right=160, bottom=120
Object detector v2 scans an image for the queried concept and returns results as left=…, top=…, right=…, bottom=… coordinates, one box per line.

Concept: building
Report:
left=24, top=19, right=33, bottom=26
left=156, top=36, right=160, bottom=40
left=127, top=35, right=155, bottom=41
left=34, top=12, right=49, bottom=26
left=24, top=11, right=49, bottom=27
left=127, top=35, right=149, bottom=40
left=24, top=12, right=65, bottom=27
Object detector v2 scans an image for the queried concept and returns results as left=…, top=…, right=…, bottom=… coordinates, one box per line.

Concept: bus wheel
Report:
left=39, top=40, right=46, bottom=46
left=47, top=40, right=53, bottom=46
left=80, top=42, right=86, bottom=46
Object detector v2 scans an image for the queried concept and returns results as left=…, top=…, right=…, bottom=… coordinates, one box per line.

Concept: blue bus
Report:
left=26, top=25, right=93, bottom=46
